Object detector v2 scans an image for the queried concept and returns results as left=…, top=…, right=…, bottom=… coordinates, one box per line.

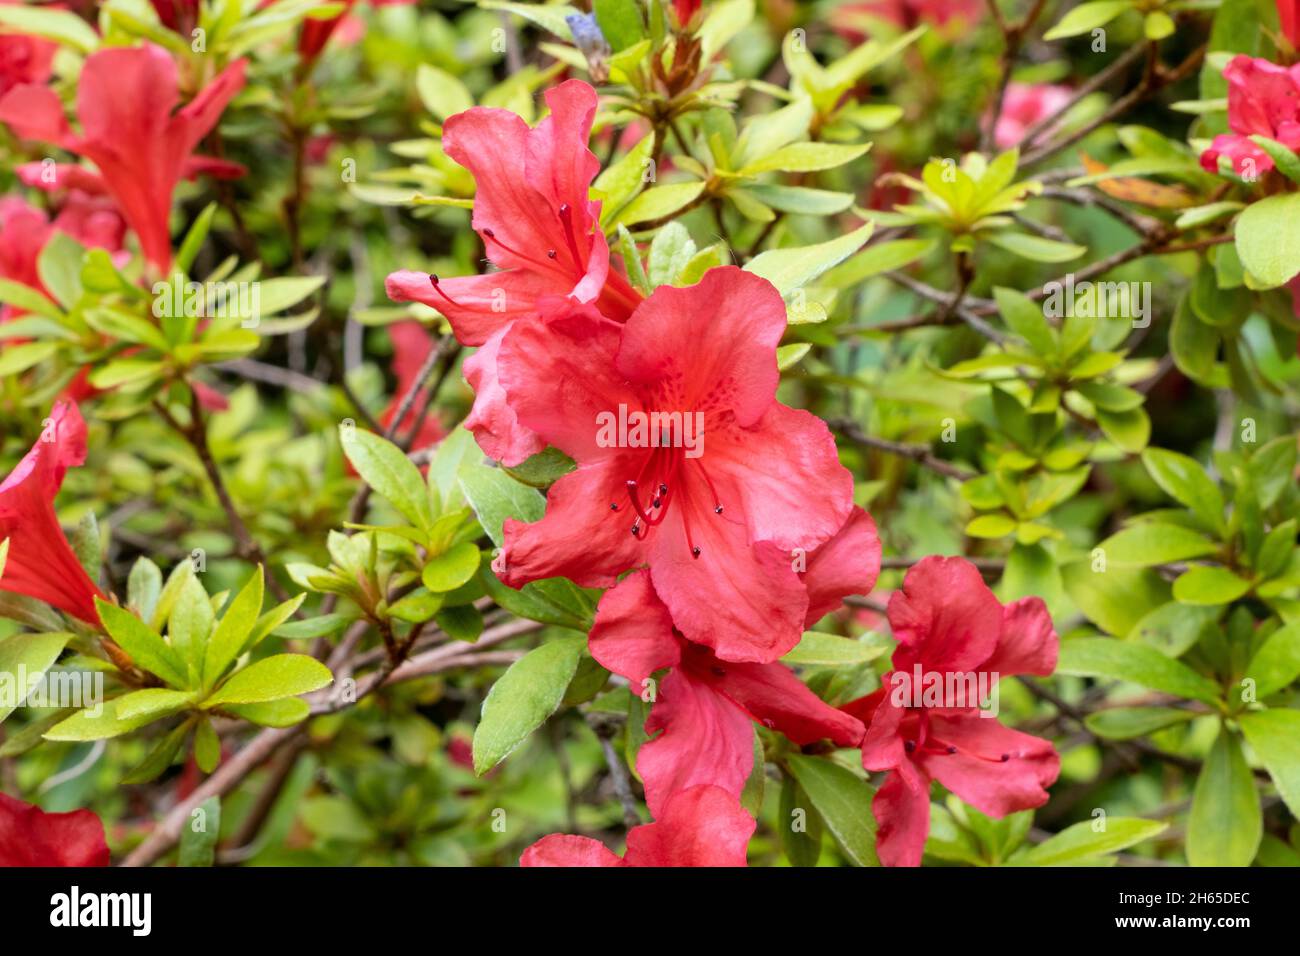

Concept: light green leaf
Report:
left=204, top=654, right=332, bottom=707
left=1235, top=193, right=1300, bottom=288
left=341, top=427, right=434, bottom=531
left=1187, top=728, right=1261, bottom=866
left=1014, top=818, right=1167, bottom=865
left=1044, top=1, right=1131, bottom=40
left=1097, top=524, right=1220, bottom=567
left=785, top=754, right=878, bottom=866
left=422, top=542, right=481, bottom=592
left=1056, top=637, right=1222, bottom=704
left=745, top=222, right=874, bottom=297
left=1245, top=623, right=1300, bottom=698
left=459, top=462, right=545, bottom=546
left=1172, top=566, right=1252, bottom=606
left=1238, top=709, right=1300, bottom=818
left=472, top=637, right=584, bottom=775
left=203, top=568, right=264, bottom=688
left=782, top=632, right=887, bottom=666
left=0, top=633, right=70, bottom=723
left=96, top=598, right=189, bottom=689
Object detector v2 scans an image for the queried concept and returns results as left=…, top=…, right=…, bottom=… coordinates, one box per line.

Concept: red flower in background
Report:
left=833, top=0, right=981, bottom=41
left=0, top=793, right=109, bottom=866
left=588, top=539, right=875, bottom=814
left=842, top=556, right=1060, bottom=867
left=495, top=267, right=855, bottom=662
left=672, top=0, right=702, bottom=27
left=0, top=1, right=56, bottom=98
left=1200, top=55, right=1300, bottom=176
left=992, top=82, right=1073, bottom=149
left=386, top=79, right=642, bottom=465
left=148, top=0, right=199, bottom=33
left=380, top=320, right=447, bottom=453
left=521, top=785, right=753, bottom=867
left=0, top=400, right=106, bottom=625
left=0, top=195, right=125, bottom=319
left=0, top=43, right=247, bottom=274
left=1280, top=0, right=1300, bottom=50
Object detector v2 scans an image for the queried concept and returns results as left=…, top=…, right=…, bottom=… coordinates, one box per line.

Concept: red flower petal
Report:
left=0, top=794, right=109, bottom=867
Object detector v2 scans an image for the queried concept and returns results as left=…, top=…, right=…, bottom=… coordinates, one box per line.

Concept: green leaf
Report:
left=459, top=463, right=544, bottom=546
left=1249, top=136, right=1300, bottom=186
left=646, top=222, right=697, bottom=287
left=178, top=796, right=221, bottom=867
left=37, top=232, right=84, bottom=309
left=0, top=633, right=70, bottom=723
left=44, top=699, right=170, bottom=741
left=482, top=571, right=595, bottom=631
left=779, top=775, right=823, bottom=866
left=1056, top=637, right=1223, bottom=704
left=1245, top=623, right=1300, bottom=698
left=782, top=632, right=887, bottom=666
left=1187, top=728, right=1261, bottom=866
left=1172, top=566, right=1252, bottom=606
left=203, top=568, right=264, bottom=688
left=422, top=542, right=481, bottom=592
left=472, top=637, right=583, bottom=775
left=784, top=754, right=878, bottom=866
left=1238, top=709, right=1300, bottom=818
left=615, top=181, right=705, bottom=226
left=1096, top=524, right=1220, bottom=567
left=994, top=286, right=1056, bottom=356
left=1140, top=448, right=1225, bottom=533
left=740, top=142, right=870, bottom=176
left=415, top=64, right=473, bottom=121
left=0, top=341, right=58, bottom=377
left=986, top=231, right=1086, bottom=263
left=480, top=1, right=579, bottom=38
left=123, top=720, right=192, bottom=785
left=744, top=222, right=874, bottom=297
left=0, top=3, right=99, bottom=52
left=113, top=688, right=196, bottom=721
left=194, top=717, right=221, bottom=773
left=225, top=698, right=311, bottom=727
left=1014, top=818, right=1167, bottom=865
left=204, top=654, right=332, bottom=707
left=341, top=427, right=434, bottom=532
left=96, top=598, right=189, bottom=689
left=127, top=557, right=163, bottom=622
left=0, top=278, right=60, bottom=319
left=1235, top=193, right=1300, bottom=288
left=1084, top=706, right=1196, bottom=740
left=435, top=603, right=484, bottom=642
left=821, top=238, right=935, bottom=288
left=1044, top=1, right=1132, bottom=40
left=1062, top=563, right=1169, bottom=636
left=593, top=0, right=643, bottom=50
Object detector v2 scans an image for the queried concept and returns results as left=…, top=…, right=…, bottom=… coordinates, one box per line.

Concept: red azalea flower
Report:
left=0, top=1, right=56, bottom=98
left=148, top=0, right=199, bottom=32
left=0, top=195, right=126, bottom=319
left=0, top=793, right=109, bottom=866
left=842, top=556, right=1060, bottom=867
left=494, top=267, right=855, bottom=662
left=379, top=320, right=447, bottom=453
left=1280, top=0, right=1300, bottom=50
left=832, top=0, right=981, bottom=42
left=588, top=539, right=874, bottom=814
left=992, top=82, right=1073, bottom=149
left=0, top=400, right=107, bottom=625
left=672, top=0, right=703, bottom=27
left=1200, top=55, right=1300, bottom=176
left=385, top=80, right=642, bottom=464
left=521, top=784, right=754, bottom=867
left=0, top=43, right=247, bottom=274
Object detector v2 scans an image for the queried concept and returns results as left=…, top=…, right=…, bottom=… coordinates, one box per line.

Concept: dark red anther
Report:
left=904, top=740, right=917, bottom=754
left=691, top=547, right=701, bottom=558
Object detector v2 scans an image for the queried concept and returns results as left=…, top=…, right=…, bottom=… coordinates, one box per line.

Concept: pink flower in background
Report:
left=387, top=80, right=642, bottom=464
left=521, top=785, right=754, bottom=867
left=380, top=320, right=447, bottom=454
left=1200, top=55, right=1300, bottom=176
left=993, top=82, right=1073, bottom=149
left=672, top=0, right=702, bottom=27
left=0, top=43, right=247, bottom=273
left=0, top=1, right=56, bottom=98
left=495, top=268, right=856, bottom=663
left=0, top=195, right=125, bottom=320
left=0, top=794, right=110, bottom=866
left=842, top=556, right=1060, bottom=867
left=0, top=401, right=107, bottom=625
left=833, top=0, right=982, bottom=41
left=588, top=565, right=870, bottom=815
left=1280, top=0, right=1300, bottom=50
